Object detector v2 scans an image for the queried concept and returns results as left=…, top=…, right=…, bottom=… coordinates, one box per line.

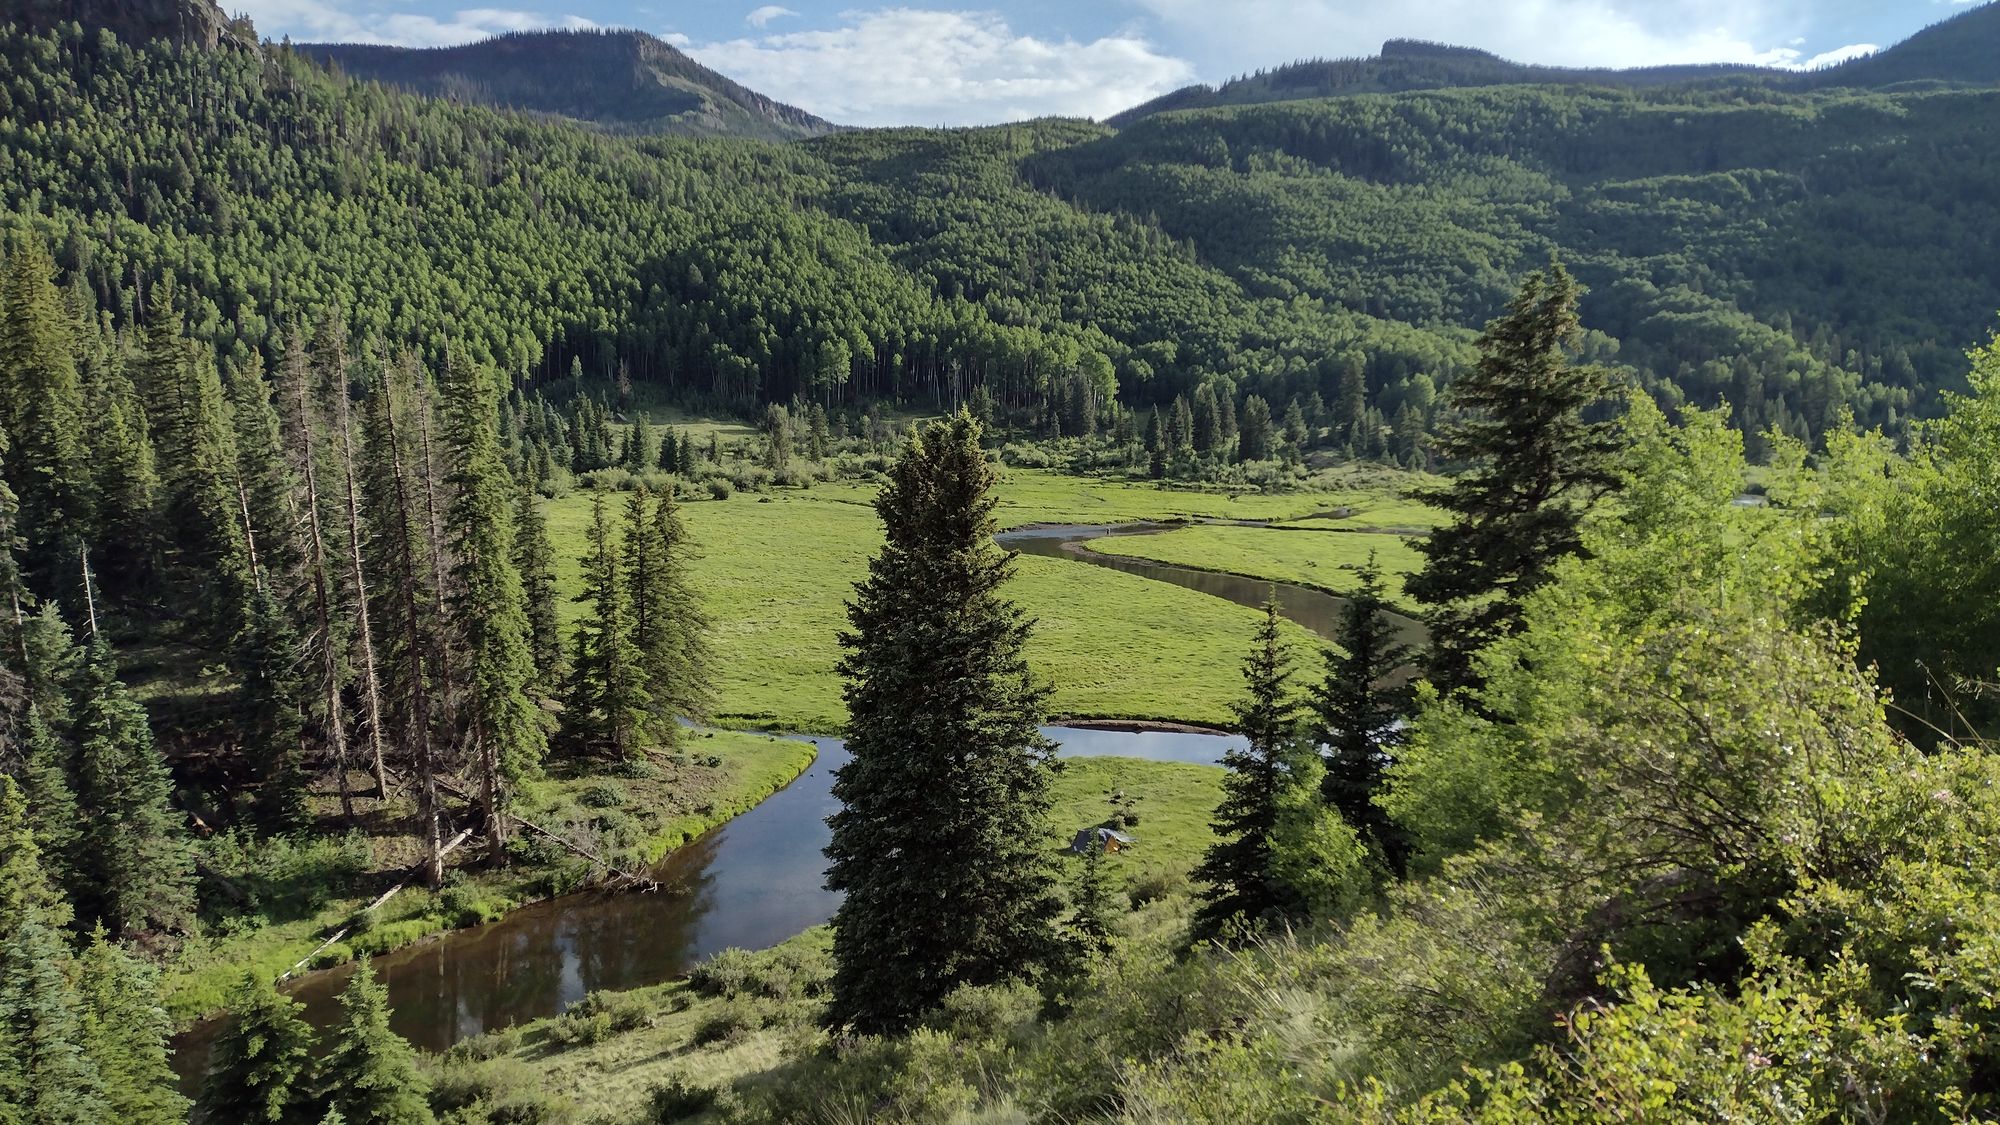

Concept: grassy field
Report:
left=421, top=757, right=1224, bottom=1121
left=164, top=731, right=815, bottom=1021
left=1086, top=524, right=1429, bottom=611
left=543, top=468, right=1432, bottom=732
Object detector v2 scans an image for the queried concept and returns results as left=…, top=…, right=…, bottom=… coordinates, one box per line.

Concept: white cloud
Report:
left=1131, top=0, right=1852, bottom=74
left=745, top=5, right=799, bottom=29
left=232, top=0, right=595, bottom=47
left=680, top=8, right=1197, bottom=126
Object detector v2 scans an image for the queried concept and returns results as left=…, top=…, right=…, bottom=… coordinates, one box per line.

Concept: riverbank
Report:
left=417, top=755, right=1226, bottom=1121
left=164, top=731, right=818, bottom=1024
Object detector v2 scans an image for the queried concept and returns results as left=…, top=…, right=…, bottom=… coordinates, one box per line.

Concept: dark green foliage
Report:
left=15, top=705, right=81, bottom=899
left=0, top=911, right=108, bottom=1122
left=1407, top=262, right=1622, bottom=692
left=1069, top=847, right=1121, bottom=958
left=0, top=236, right=94, bottom=585
left=200, top=972, right=318, bottom=1124
left=1313, top=556, right=1415, bottom=874
left=623, top=486, right=712, bottom=746
left=70, top=636, right=194, bottom=936
left=319, top=959, right=433, bottom=1125
left=511, top=476, right=566, bottom=698
left=439, top=351, right=545, bottom=840
left=826, top=414, right=1062, bottom=1034
left=235, top=588, right=312, bottom=835
left=1237, top=394, right=1273, bottom=462
left=74, top=928, right=188, bottom=1125
left=560, top=491, right=649, bottom=760
left=1191, top=601, right=1308, bottom=944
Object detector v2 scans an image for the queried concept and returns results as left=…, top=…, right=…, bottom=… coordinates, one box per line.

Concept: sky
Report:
left=232, top=0, right=1985, bottom=126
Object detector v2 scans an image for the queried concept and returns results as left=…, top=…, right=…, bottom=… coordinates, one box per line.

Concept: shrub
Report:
left=577, top=783, right=626, bottom=809
left=692, top=999, right=766, bottom=1046
left=930, top=981, right=1042, bottom=1041
left=689, top=948, right=759, bottom=998
left=645, top=1077, right=718, bottom=1121
left=706, top=478, right=734, bottom=501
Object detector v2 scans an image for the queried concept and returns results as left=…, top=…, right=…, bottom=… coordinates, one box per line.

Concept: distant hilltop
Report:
left=298, top=29, right=839, bottom=141
left=1111, top=2, right=2000, bottom=126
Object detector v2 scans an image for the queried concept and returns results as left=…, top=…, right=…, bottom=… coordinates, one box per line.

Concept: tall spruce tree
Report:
left=278, top=330, right=358, bottom=820
left=0, top=236, right=95, bottom=586
left=1191, top=600, right=1307, bottom=944
left=560, top=491, right=647, bottom=759
left=138, top=298, right=256, bottom=644
left=237, top=588, right=312, bottom=834
left=0, top=911, right=107, bottom=1123
left=0, top=780, right=104, bottom=1122
left=357, top=366, right=446, bottom=887
left=1312, top=556, right=1414, bottom=875
left=200, top=972, right=318, bottom=1125
left=623, top=486, right=711, bottom=745
left=71, top=635, right=195, bottom=936
left=439, top=352, right=544, bottom=849
left=511, top=476, right=565, bottom=699
left=16, top=704, right=81, bottom=898
left=825, top=413, right=1062, bottom=1034
left=74, top=927, right=187, bottom=1125
left=318, top=960, right=433, bottom=1125
left=1406, top=259, right=1622, bottom=693
left=316, top=321, right=392, bottom=798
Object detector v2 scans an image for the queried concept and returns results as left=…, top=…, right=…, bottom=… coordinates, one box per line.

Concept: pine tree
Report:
left=74, top=927, right=187, bottom=1125
left=1312, top=556, right=1414, bottom=874
left=807, top=403, right=832, bottom=459
left=511, top=477, right=565, bottom=698
left=200, top=972, right=318, bottom=1125
left=825, top=413, right=1062, bottom=1034
left=1191, top=601, right=1306, bottom=944
left=656, top=427, right=679, bottom=474
left=0, top=911, right=108, bottom=1123
left=652, top=487, right=712, bottom=726
left=17, top=704, right=81, bottom=897
left=357, top=366, right=446, bottom=887
left=279, top=330, right=359, bottom=821
left=237, top=588, right=312, bottom=835
left=82, top=353, right=161, bottom=592
left=1282, top=397, right=1309, bottom=452
left=318, top=959, right=434, bottom=1125
left=1070, top=845, right=1120, bottom=958
left=560, top=491, right=648, bottom=759
left=1191, top=384, right=1221, bottom=454
left=1406, top=260, right=1623, bottom=693
left=317, top=321, right=391, bottom=797
left=0, top=779, right=97, bottom=1117
left=439, top=352, right=545, bottom=848
left=1237, top=394, right=1273, bottom=462
left=1169, top=395, right=1194, bottom=461
left=1335, top=355, right=1368, bottom=454
left=140, top=296, right=256, bottom=644
left=71, top=636, right=194, bottom=936
left=762, top=403, right=793, bottom=471
left=226, top=352, right=305, bottom=593
left=0, top=236, right=95, bottom=584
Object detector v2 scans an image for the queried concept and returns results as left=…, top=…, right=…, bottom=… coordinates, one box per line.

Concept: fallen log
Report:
left=278, top=825, right=476, bottom=982
left=433, top=775, right=659, bottom=893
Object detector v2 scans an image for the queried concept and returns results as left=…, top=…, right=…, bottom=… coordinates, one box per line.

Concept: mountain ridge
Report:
left=1110, top=2, right=2000, bottom=126
left=297, top=28, right=838, bottom=141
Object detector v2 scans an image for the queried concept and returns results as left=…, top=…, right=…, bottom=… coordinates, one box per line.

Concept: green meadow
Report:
left=1085, top=524, right=1428, bottom=611
left=542, top=468, right=1436, bottom=732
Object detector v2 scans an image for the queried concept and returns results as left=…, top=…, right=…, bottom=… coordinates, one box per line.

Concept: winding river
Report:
left=173, top=520, right=1417, bottom=1086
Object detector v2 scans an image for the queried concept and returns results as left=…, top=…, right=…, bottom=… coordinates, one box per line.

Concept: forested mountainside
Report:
left=1111, top=2, right=2000, bottom=125
left=299, top=30, right=837, bottom=140
left=3, top=7, right=2000, bottom=451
